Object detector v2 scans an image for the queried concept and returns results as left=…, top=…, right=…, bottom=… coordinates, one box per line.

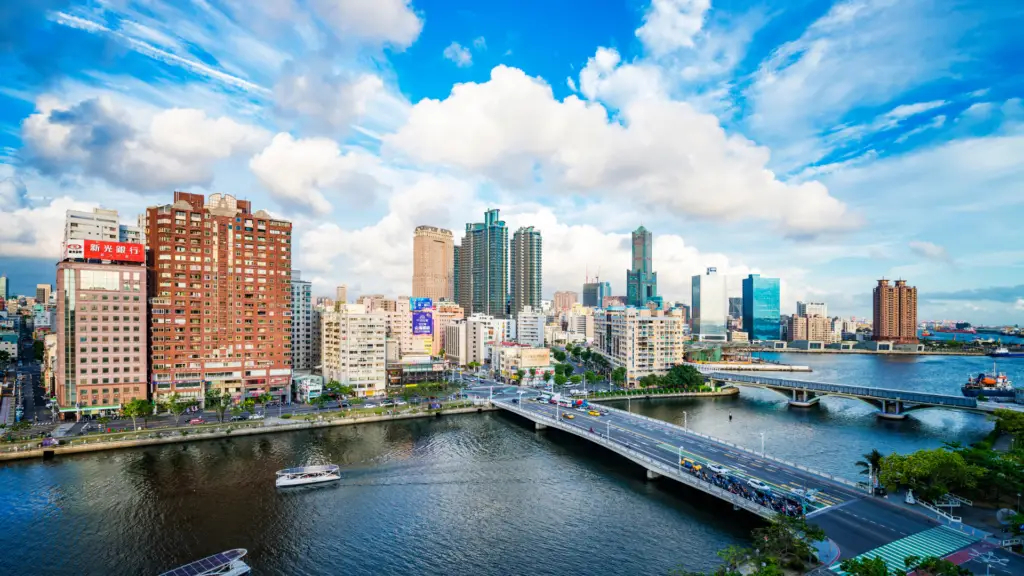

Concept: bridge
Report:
left=484, top=388, right=1021, bottom=574
left=706, top=372, right=981, bottom=419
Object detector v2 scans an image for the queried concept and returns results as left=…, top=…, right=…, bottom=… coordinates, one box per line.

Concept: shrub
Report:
left=280, top=414, right=292, bottom=419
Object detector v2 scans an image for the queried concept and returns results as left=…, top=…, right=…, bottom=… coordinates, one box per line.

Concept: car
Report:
left=706, top=464, right=729, bottom=476
left=340, top=402, right=350, bottom=408
left=790, top=487, right=813, bottom=500
left=562, top=413, right=575, bottom=419
left=747, top=479, right=771, bottom=492
left=588, top=410, right=601, bottom=417
left=394, top=400, right=407, bottom=406
left=363, top=403, right=377, bottom=408
left=188, top=418, right=205, bottom=425
left=230, top=415, right=244, bottom=422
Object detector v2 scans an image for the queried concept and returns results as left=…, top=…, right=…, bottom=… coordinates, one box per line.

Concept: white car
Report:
left=747, top=479, right=771, bottom=492
left=706, top=464, right=729, bottom=476
left=790, top=487, right=816, bottom=501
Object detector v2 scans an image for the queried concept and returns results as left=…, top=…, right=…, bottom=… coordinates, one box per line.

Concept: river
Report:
left=0, top=353, right=1014, bottom=575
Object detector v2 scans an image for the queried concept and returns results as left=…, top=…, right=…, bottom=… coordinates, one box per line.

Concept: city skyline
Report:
left=1, top=2, right=1022, bottom=324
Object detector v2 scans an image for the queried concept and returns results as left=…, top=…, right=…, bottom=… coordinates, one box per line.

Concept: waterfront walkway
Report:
left=487, top=388, right=1024, bottom=574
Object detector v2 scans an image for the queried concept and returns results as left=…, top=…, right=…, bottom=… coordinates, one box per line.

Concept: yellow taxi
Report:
left=562, top=413, right=575, bottom=420
left=588, top=410, right=601, bottom=417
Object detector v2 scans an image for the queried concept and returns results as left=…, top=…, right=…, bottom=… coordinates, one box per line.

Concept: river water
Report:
left=1, top=354, right=1017, bottom=576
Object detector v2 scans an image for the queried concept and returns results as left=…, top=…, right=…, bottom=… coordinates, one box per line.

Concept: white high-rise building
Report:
left=593, top=307, right=686, bottom=386
left=692, top=268, right=728, bottom=342
left=291, top=271, right=314, bottom=371
left=516, top=305, right=545, bottom=347
left=458, top=313, right=514, bottom=366
left=444, top=322, right=468, bottom=367
left=797, top=301, right=828, bottom=317
left=566, top=307, right=595, bottom=342
left=321, top=304, right=387, bottom=397
left=64, top=208, right=143, bottom=247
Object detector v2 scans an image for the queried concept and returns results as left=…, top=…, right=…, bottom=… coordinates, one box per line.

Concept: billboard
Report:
left=412, top=311, right=433, bottom=335
left=64, top=242, right=85, bottom=259
left=79, top=240, right=145, bottom=263
left=410, top=297, right=433, bottom=311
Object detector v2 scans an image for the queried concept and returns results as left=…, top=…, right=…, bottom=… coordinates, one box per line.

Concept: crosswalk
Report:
left=830, top=525, right=981, bottom=575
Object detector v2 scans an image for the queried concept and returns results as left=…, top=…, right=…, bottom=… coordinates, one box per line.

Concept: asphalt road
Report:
left=478, top=384, right=1024, bottom=573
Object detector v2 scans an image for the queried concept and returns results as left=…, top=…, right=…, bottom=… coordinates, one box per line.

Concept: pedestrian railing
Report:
left=919, top=499, right=962, bottom=523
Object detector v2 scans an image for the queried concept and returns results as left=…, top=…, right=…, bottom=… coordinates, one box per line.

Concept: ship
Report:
left=937, top=327, right=977, bottom=334
left=962, top=363, right=1016, bottom=400
left=990, top=347, right=1024, bottom=359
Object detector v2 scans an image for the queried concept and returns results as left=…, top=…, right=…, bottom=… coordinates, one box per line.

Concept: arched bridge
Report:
left=706, top=372, right=978, bottom=420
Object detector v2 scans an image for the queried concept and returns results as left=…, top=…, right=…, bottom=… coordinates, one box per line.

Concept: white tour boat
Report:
left=160, top=549, right=250, bottom=576
left=275, top=464, right=342, bottom=487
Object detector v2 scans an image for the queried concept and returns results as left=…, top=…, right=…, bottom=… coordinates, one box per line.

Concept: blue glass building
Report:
left=741, top=274, right=781, bottom=341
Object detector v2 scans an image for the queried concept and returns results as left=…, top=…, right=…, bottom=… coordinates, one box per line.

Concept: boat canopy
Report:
left=276, top=464, right=340, bottom=476
left=159, top=549, right=248, bottom=576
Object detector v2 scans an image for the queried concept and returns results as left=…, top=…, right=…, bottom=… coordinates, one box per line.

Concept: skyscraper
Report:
left=36, top=284, right=52, bottom=304
left=873, top=279, right=918, bottom=343
left=741, top=274, right=781, bottom=341
left=412, top=225, right=455, bottom=302
left=728, top=297, right=743, bottom=320
left=796, top=301, right=827, bottom=317
left=336, top=285, right=348, bottom=304
left=692, top=268, right=727, bottom=341
left=626, top=226, right=659, bottom=308
left=582, top=280, right=612, bottom=307
left=553, top=291, right=578, bottom=313
left=511, top=226, right=542, bottom=317
left=292, top=271, right=314, bottom=371
left=145, top=192, right=293, bottom=405
left=453, top=244, right=461, bottom=304
left=0, top=274, right=8, bottom=301
left=458, top=209, right=508, bottom=318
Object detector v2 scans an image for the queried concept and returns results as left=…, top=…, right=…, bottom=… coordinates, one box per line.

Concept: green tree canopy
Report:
left=663, top=364, right=705, bottom=390
left=554, top=373, right=568, bottom=387
left=878, top=448, right=985, bottom=501
left=553, top=350, right=566, bottom=362
left=584, top=370, right=597, bottom=383
left=838, top=556, right=890, bottom=576
left=122, top=398, right=152, bottom=430
left=569, top=375, right=582, bottom=385
left=993, top=408, right=1024, bottom=436
left=856, top=448, right=884, bottom=476
left=611, top=367, right=626, bottom=386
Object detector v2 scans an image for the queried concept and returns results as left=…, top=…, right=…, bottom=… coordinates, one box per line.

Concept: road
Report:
left=478, top=384, right=1024, bottom=574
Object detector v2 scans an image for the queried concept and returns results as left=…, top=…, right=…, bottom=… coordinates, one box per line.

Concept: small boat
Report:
left=275, top=464, right=342, bottom=487
left=990, top=347, right=1024, bottom=358
left=962, top=362, right=1016, bottom=400
left=160, top=549, right=250, bottom=576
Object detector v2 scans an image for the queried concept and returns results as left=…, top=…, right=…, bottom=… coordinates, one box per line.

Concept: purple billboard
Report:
left=412, top=311, right=433, bottom=335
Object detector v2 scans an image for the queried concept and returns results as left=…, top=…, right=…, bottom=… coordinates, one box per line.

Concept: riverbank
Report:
left=0, top=403, right=498, bottom=463
left=686, top=362, right=812, bottom=372
left=771, top=349, right=984, bottom=356
left=589, top=387, right=739, bottom=402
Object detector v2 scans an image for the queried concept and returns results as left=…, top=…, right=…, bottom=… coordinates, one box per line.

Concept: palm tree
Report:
left=855, top=449, right=884, bottom=476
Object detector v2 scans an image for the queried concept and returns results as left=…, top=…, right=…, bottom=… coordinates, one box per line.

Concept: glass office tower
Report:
left=742, top=274, right=781, bottom=341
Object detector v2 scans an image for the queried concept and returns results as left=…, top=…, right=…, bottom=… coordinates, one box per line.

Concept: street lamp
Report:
left=759, top=431, right=766, bottom=458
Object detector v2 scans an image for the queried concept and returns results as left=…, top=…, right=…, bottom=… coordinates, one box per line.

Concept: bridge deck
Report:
left=707, top=372, right=978, bottom=408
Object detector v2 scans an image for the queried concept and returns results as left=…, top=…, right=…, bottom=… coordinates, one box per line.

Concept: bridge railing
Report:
left=596, top=403, right=861, bottom=489
left=493, top=400, right=775, bottom=519
left=708, top=372, right=977, bottom=408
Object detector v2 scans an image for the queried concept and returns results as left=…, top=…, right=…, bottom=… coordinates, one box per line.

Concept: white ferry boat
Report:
left=275, top=464, right=342, bottom=487
left=159, top=549, right=250, bottom=576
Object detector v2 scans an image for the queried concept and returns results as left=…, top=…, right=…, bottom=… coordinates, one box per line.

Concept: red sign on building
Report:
left=83, top=240, right=145, bottom=263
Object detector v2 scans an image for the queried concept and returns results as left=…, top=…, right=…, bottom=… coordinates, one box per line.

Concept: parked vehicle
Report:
left=188, top=418, right=205, bottom=425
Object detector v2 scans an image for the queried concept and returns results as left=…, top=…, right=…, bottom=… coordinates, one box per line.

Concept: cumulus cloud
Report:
left=0, top=177, right=28, bottom=210
left=384, top=63, right=857, bottom=236
left=21, top=96, right=269, bottom=191
left=309, top=0, right=422, bottom=49
left=1016, top=298, right=1024, bottom=311
left=273, top=63, right=389, bottom=131
left=443, top=42, right=472, bottom=67
left=249, top=133, right=385, bottom=215
left=636, top=0, right=710, bottom=56
left=0, top=196, right=97, bottom=258
left=908, top=240, right=950, bottom=262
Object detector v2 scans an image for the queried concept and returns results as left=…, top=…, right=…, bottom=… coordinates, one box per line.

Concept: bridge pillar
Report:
left=646, top=469, right=662, bottom=480
left=535, top=422, right=548, bottom=430
left=789, top=389, right=820, bottom=408
left=876, top=399, right=907, bottom=420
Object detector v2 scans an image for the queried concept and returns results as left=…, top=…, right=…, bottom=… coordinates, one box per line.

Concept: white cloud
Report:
left=0, top=196, right=98, bottom=258
left=886, top=100, right=948, bottom=120
left=0, top=176, right=28, bottom=210
left=21, top=95, right=269, bottom=191
left=473, top=36, right=487, bottom=50
left=636, top=0, right=711, bottom=56
left=310, top=0, right=423, bottom=49
left=908, top=240, right=950, bottom=262
left=249, top=133, right=384, bottom=215
left=385, top=63, right=857, bottom=236
left=443, top=42, right=472, bottom=67
left=893, top=114, right=946, bottom=143
left=1015, top=298, right=1024, bottom=311
left=274, top=67, right=391, bottom=131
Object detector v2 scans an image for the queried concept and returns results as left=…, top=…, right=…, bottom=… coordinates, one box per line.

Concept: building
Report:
left=311, top=308, right=322, bottom=370
left=444, top=321, right=468, bottom=366
left=36, top=284, right=52, bottom=304
left=582, top=280, right=612, bottom=308
left=431, top=301, right=464, bottom=356
left=64, top=207, right=144, bottom=246
left=55, top=259, right=148, bottom=416
left=33, top=306, right=54, bottom=332
left=291, top=271, right=315, bottom=371
left=728, top=330, right=749, bottom=343
left=458, top=209, right=508, bottom=318
left=728, top=297, right=742, bottom=320
left=386, top=355, right=447, bottom=386
left=786, top=314, right=835, bottom=343
left=553, top=291, right=578, bottom=313
left=356, top=294, right=395, bottom=313
left=293, top=373, right=324, bottom=403
left=593, top=307, right=686, bottom=386
left=493, top=344, right=552, bottom=382
left=566, top=305, right=595, bottom=342
left=626, top=226, right=659, bottom=308
left=453, top=313, right=512, bottom=366
left=452, top=245, right=461, bottom=304
left=336, top=285, right=347, bottom=304
left=741, top=274, right=781, bottom=341
left=510, top=226, right=542, bottom=317
left=692, top=268, right=727, bottom=341
left=0, top=331, right=17, bottom=359
left=385, top=297, right=414, bottom=356
left=517, top=305, right=545, bottom=347
left=796, top=301, right=828, bottom=317
left=0, top=274, right=8, bottom=301
left=602, top=295, right=627, bottom=308
left=321, top=304, right=387, bottom=396
left=873, top=279, right=918, bottom=344
left=412, top=226, right=455, bottom=302
left=145, top=192, right=293, bottom=405
left=42, top=333, right=58, bottom=396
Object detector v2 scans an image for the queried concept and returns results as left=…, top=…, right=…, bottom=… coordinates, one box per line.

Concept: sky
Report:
left=1, top=0, right=1023, bottom=324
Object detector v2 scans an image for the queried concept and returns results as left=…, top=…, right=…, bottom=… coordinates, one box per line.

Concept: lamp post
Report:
left=759, top=431, right=766, bottom=458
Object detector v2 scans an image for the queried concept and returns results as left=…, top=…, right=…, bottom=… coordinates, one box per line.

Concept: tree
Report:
left=515, top=369, right=526, bottom=382
left=230, top=405, right=243, bottom=419
left=256, top=393, right=272, bottom=415
left=904, top=555, right=972, bottom=576
left=123, top=398, right=152, bottom=431
left=33, top=340, right=45, bottom=362
left=312, top=394, right=328, bottom=411
left=639, top=374, right=662, bottom=388
left=0, top=350, right=10, bottom=375
left=242, top=398, right=256, bottom=414
left=528, top=368, right=536, bottom=381
left=543, top=371, right=552, bottom=384
left=569, top=375, right=582, bottom=385
left=553, top=350, right=566, bottom=363
left=554, top=373, right=568, bottom=387
left=205, top=390, right=232, bottom=423
left=856, top=448, right=884, bottom=477
left=878, top=448, right=985, bottom=501
left=611, top=367, right=626, bottom=387
left=166, top=393, right=191, bottom=426
left=993, top=408, right=1024, bottom=436
left=716, top=545, right=751, bottom=574
left=838, top=556, right=890, bottom=576
left=584, top=370, right=597, bottom=384
left=581, top=348, right=592, bottom=363
left=663, top=364, right=705, bottom=390
left=750, top=514, right=823, bottom=564
left=325, top=380, right=354, bottom=398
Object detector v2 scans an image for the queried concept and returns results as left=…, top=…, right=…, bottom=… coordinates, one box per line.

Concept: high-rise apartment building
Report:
left=336, top=285, right=348, bottom=304
left=432, top=301, right=464, bottom=356
left=453, top=245, right=461, bottom=304
left=873, top=279, right=918, bottom=343
left=321, top=304, right=386, bottom=396
left=796, top=301, right=827, bottom=317
left=36, top=284, right=52, bottom=304
left=291, top=271, right=314, bottom=371
left=692, top=268, right=727, bottom=341
left=64, top=208, right=143, bottom=247
left=510, top=226, right=542, bottom=317
left=786, top=314, right=835, bottom=343
left=0, top=274, right=8, bottom=301
left=582, top=280, right=612, bottom=307
left=356, top=294, right=396, bottom=313
left=742, top=274, right=781, bottom=341
left=553, top=291, right=578, bottom=313
left=412, top=226, right=455, bottom=302
left=145, top=192, right=293, bottom=404
left=728, top=297, right=743, bottom=320
left=593, top=307, right=686, bottom=387
left=516, top=305, right=545, bottom=347
left=458, top=209, right=508, bottom=318
left=626, top=226, right=659, bottom=308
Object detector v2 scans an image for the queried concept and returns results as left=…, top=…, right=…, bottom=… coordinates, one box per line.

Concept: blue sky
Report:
left=1, top=0, right=1023, bottom=324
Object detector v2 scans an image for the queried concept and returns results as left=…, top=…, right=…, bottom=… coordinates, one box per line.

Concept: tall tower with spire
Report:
left=626, top=226, right=659, bottom=308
